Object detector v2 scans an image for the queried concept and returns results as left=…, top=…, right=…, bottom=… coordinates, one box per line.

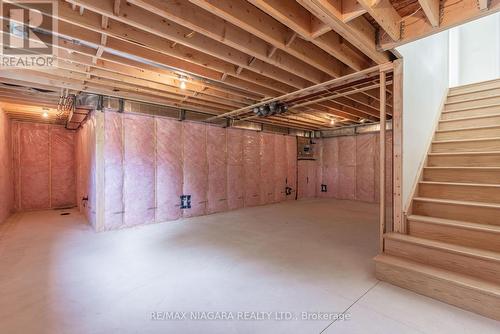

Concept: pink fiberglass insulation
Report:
left=355, top=133, right=376, bottom=203
left=320, top=137, right=338, bottom=199
left=297, top=160, right=318, bottom=199
left=75, top=113, right=97, bottom=227
left=12, top=122, right=20, bottom=211
left=297, top=160, right=307, bottom=199
left=259, top=132, right=275, bottom=205
left=50, top=127, right=76, bottom=208
left=337, top=136, right=356, bottom=200
left=315, top=139, right=323, bottom=198
left=123, top=114, right=155, bottom=227
left=103, top=112, right=124, bottom=229
left=207, top=126, right=228, bottom=214
left=374, top=131, right=393, bottom=205
left=285, top=136, right=297, bottom=200
left=183, top=122, right=208, bottom=218
left=243, top=130, right=261, bottom=207
left=0, top=109, right=13, bottom=223
left=273, top=135, right=287, bottom=202
left=226, top=128, right=244, bottom=210
left=156, top=117, right=183, bottom=222
left=18, top=123, right=50, bottom=210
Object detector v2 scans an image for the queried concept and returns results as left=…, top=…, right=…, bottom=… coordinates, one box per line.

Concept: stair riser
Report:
left=449, top=80, right=500, bottom=96
left=444, top=96, right=500, bottom=111
left=413, top=200, right=500, bottom=226
left=441, top=105, right=500, bottom=120
left=385, top=239, right=500, bottom=284
left=438, top=115, right=500, bottom=130
left=408, top=220, right=500, bottom=252
left=447, top=87, right=500, bottom=103
left=418, top=183, right=500, bottom=203
left=435, top=127, right=500, bottom=140
left=375, top=261, right=500, bottom=321
left=427, top=154, right=500, bottom=167
left=432, top=139, right=500, bottom=153
left=424, top=168, right=500, bottom=184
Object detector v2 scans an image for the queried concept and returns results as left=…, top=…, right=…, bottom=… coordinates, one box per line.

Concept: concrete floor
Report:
left=0, top=199, right=498, bottom=334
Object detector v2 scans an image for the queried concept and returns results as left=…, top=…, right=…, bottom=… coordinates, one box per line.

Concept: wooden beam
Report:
left=479, top=0, right=490, bottom=10
left=247, top=0, right=370, bottom=71
left=418, top=0, right=441, bottom=27
left=357, top=0, right=402, bottom=41
left=113, top=0, right=122, bottom=15
left=379, top=69, right=387, bottom=251
left=379, top=0, right=500, bottom=50
left=297, top=0, right=390, bottom=64
left=184, top=0, right=346, bottom=76
left=105, top=0, right=339, bottom=81
left=342, top=0, right=367, bottom=22
left=392, top=59, right=404, bottom=233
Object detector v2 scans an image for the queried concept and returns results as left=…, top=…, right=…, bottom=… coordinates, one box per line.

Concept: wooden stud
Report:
left=418, top=0, right=441, bottom=27
left=380, top=69, right=387, bottom=251
left=393, top=59, right=404, bottom=233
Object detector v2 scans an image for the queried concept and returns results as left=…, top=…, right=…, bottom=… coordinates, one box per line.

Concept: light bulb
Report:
left=42, top=111, right=49, bottom=118
left=180, top=80, right=187, bottom=90
left=330, top=118, right=335, bottom=125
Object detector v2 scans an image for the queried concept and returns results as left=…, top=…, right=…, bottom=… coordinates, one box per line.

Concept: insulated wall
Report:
left=318, top=132, right=393, bottom=204
left=12, top=122, right=76, bottom=211
left=75, top=112, right=97, bottom=227
left=0, top=108, right=13, bottom=224
left=99, top=112, right=297, bottom=230
left=227, top=128, right=244, bottom=210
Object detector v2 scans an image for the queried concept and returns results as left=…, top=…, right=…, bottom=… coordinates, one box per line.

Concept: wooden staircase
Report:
left=375, top=78, right=500, bottom=321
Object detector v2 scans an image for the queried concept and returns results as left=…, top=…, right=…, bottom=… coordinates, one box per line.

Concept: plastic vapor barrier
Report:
left=227, top=128, right=245, bottom=210
left=285, top=136, right=297, bottom=201
left=50, top=127, right=76, bottom=208
left=243, top=131, right=261, bottom=207
left=183, top=122, right=208, bottom=218
left=103, top=112, right=124, bottom=229
left=260, top=132, right=275, bottom=205
left=273, top=135, right=287, bottom=202
left=207, top=126, right=228, bottom=214
left=123, top=114, right=156, bottom=227
left=13, top=122, right=76, bottom=211
left=156, top=117, right=183, bottom=222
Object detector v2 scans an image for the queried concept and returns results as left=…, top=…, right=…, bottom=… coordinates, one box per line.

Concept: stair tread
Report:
left=448, top=79, right=500, bottom=95
left=374, top=254, right=500, bottom=297
left=436, top=125, right=500, bottom=133
left=448, top=86, right=500, bottom=98
left=407, top=214, right=500, bottom=234
left=419, top=181, right=500, bottom=187
left=445, top=93, right=500, bottom=105
left=428, top=151, right=500, bottom=156
left=432, top=137, right=500, bottom=144
left=439, top=113, right=500, bottom=122
left=445, top=103, right=500, bottom=113
left=425, top=166, right=500, bottom=169
left=384, top=232, right=500, bottom=263
left=413, top=197, right=500, bottom=208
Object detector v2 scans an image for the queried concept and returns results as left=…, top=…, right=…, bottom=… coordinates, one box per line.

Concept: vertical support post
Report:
left=379, top=70, right=387, bottom=252
left=392, top=59, right=404, bottom=233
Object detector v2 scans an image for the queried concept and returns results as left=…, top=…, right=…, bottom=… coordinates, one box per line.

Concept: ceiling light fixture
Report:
left=330, top=118, right=335, bottom=126
left=42, top=111, right=49, bottom=118
left=179, top=79, right=187, bottom=90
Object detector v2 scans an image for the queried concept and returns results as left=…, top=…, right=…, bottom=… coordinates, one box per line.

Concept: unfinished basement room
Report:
left=0, top=0, right=499, bottom=333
